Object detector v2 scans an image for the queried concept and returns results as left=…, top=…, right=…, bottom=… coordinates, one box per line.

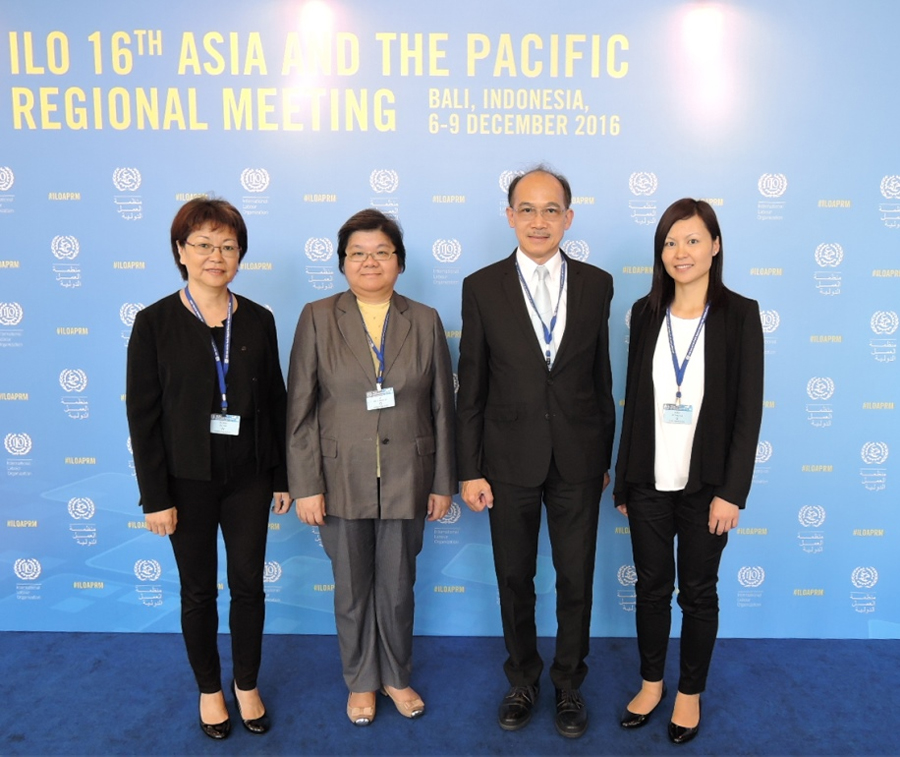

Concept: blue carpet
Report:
left=0, top=632, right=897, bottom=756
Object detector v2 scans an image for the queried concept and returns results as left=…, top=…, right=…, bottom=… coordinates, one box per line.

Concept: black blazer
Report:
left=456, top=251, right=615, bottom=487
left=614, top=287, right=764, bottom=508
left=126, top=292, right=288, bottom=513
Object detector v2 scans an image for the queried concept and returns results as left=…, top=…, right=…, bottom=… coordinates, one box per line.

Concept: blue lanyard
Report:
left=516, top=257, right=567, bottom=364
left=666, top=303, right=709, bottom=404
left=184, top=286, right=233, bottom=414
left=362, top=308, right=390, bottom=388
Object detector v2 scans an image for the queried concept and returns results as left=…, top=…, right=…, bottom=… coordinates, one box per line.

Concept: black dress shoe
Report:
left=668, top=697, right=701, bottom=744
left=232, top=680, right=271, bottom=734
left=555, top=688, right=588, bottom=739
left=498, top=683, right=539, bottom=731
left=199, top=717, right=231, bottom=740
left=620, top=682, right=667, bottom=728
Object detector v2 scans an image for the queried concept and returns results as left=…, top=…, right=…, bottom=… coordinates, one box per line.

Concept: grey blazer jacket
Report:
left=286, top=290, right=457, bottom=519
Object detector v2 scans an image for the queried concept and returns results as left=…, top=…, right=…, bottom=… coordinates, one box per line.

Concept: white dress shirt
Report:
left=515, top=248, right=568, bottom=368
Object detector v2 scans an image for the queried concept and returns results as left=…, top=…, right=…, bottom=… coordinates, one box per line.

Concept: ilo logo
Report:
left=870, top=311, right=899, bottom=336
left=806, top=377, right=835, bottom=401
left=737, top=566, right=765, bottom=588
left=628, top=172, right=658, bottom=196
left=59, top=369, right=88, bottom=393
left=880, top=175, right=900, bottom=199
left=798, top=505, right=826, bottom=528
left=134, top=559, right=162, bottom=582
left=120, top=303, right=144, bottom=327
left=755, top=441, right=773, bottom=464
left=67, top=497, right=96, bottom=520
left=432, top=239, right=462, bottom=264
left=50, top=235, right=80, bottom=260
left=263, top=561, right=283, bottom=583
left=14, top=558, right=42, bottom=581
left=240, top=168, right=270, bottom=193
left=4, top=433, right=32, bottom=456
left=759, top=310, right=780, bottom=334
left=439, top=502, right=462, bottom=525
left=562, top=240, right=590, bottom=262
left=304, top=237, right=334, bottom=262
left=369, top=169, right=399, bottom=194
left=498, top=170, right=524, bottom=194
left=112, top=167, right=141, bottom=192
left=814, top=243, right=843, bottom=268
left=851, top=567, right=878, bottom=589
left=617, top=565, right=637, bottom=586
left=0, top=166, right=14, bottom=192
left=0, top=302, right=24, bottom=326
left=757, top=173, right=787, bottom=198
left=861, top=442, right=889, bottom=466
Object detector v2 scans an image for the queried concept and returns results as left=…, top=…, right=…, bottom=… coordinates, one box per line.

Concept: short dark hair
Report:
left=507, top=165, right=572, bottom=209
left=647, top=198, right=725, bottom=317
left=170, top=198, right=248, bottom=280
left=336, top=209, right=406, bottom=273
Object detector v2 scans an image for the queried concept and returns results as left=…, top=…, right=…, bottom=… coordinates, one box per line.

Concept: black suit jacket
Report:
left=126, top=292, right=288, bottom=513
left=456, top=251, right=615, bottom=487
left=613, top=288, right=764, bottom=508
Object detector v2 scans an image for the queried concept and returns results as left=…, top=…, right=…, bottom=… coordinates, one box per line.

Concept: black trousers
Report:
left=488, top=458, right=604, bottom=690
left=168, top=470, right=272, bottom=694
left=626, top=485, right=727, bottom=695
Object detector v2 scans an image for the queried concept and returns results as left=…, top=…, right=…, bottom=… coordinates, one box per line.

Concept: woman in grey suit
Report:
left=286, top=209, right=457, bottom=726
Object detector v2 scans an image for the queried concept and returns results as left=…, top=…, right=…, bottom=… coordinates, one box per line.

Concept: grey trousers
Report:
left=319, top=514, right=426, bottom=693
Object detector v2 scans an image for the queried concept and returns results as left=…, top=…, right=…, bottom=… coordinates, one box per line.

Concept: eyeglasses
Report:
left=346, top=250, right=396, bottom=262
left=512, top=206, right=566, bottom=220
left=184, top=241, right=241, bottom=257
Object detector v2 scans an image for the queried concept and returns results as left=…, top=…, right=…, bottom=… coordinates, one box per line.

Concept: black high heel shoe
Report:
left=232, top=680, right=271, bottom=734
left=620, top=682, right=667, bottom=728
left=668, top=696, right=701, bottom=744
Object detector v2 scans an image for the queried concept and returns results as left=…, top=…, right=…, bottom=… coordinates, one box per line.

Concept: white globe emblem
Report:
left=263, top=561, right=283, bottom=583
left=51, top=235, right=80, bottom=260
left=432, top=239, right=462, bottom=264
left=755, top=441, right=773, bottom=464
left=439, top=502, right=462, bottom=525
left=369, top=169, right=399, bottom=194
left=498, top=170, right=524, bottom=193
left=870, top=311, right=899, bottom=336
left=59, top=369, right=88, bottom=393
left=4, top=433, right=32, bottom=456
left=119, top=303, right=144, bottom=327
left=806, top=377, right=835, bottom=401
left=0, top=166, right=14, bottom=192
left=112, top=167, right=142, bottom=192
left=240, top=168, right=270, bottom=193
left=134, top=559, right=162, bottom=582
left=880, top=175, right=900, bottom=199
left=814, top=243, right=843, bottom=268
left=759, top=310, right=780, bottom=334
left=14, top=558, right=42, bottom=581
left=304, top=237, right=333, bottom=262
left=617, top=565, right=637, bottom=586
left=737, top=566, right=765, bottom=588
left=798, top=505, right=826, bottom=528
left=851, top=567, right=878, bottom=589
left=628, top=172, right=658, bottom=197
left=126, top=436, right=133, bottom=454
left=562, top=240, right=590, bottom=262
left=757, top=173, right=787, bottom=198
left=861, top=442, right=889, bottom=465
left=0, top=302, right=24, bottom=326
left=68, top=497, right=96, bottom=520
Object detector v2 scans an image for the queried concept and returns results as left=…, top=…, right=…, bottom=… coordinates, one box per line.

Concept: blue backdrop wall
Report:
left=1, top=0, right=897, bottom=639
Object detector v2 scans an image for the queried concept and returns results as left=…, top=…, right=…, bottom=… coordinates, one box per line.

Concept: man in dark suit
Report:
left=456, top=166, right=615, bottom=739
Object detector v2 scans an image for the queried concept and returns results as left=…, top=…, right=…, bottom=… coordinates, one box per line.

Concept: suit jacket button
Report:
left=544, top=413, right=550, bottom=420
left=382, top=438, right=390, bottom=444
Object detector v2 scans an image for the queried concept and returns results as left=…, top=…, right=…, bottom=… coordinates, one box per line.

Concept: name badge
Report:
left=662, top=403, right=693, bottom=425
left=366, top=387, right=395, bottom=411
left=210, top=413, right=241, bottom=435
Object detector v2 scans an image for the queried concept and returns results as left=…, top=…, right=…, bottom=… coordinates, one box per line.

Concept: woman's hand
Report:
left=294, top=494, right=326, bottom=526
left=709, top=496, right=740, bottom=535
left=272, top=492, right=292, bottom=514
left=616, top=503, right=628, bottom=517
left=146, top=507, right=177, bottom=536
left=427, top=493, right=452, bottom=522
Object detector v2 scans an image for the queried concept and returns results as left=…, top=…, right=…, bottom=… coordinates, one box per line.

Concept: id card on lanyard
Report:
left=184, top=286, right=241, bottom=436
left=363, top=307, right=396, bottom=411
left=661, top=304, right=709, bottom=425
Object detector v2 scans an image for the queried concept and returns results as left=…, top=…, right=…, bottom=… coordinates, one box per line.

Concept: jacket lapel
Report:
left=335, top=290, right=379, bottom=384
left=500, top=252, right=551, bottom=369
left=383, top=293, right=411, bottom=379
left=551, top=253, right=578, bottom=371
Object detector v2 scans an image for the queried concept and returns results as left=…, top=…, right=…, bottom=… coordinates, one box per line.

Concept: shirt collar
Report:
left=515, top=248, right=563, bottom=279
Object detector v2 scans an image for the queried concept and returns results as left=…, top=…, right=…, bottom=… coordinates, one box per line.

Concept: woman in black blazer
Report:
left=126, top=198, right=291, bottom=740
left=614, top=199, right=763, bottom=744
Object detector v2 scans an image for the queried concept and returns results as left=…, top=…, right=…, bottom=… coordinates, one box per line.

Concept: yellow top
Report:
left=357, top=297, right=391, bottom=479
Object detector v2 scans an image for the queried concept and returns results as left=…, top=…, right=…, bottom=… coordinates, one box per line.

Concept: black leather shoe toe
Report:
left=620, top=682, right=667, bottom=728
left=498, top=683, right=539, bottom=731
left=555, top=688, right=588, bottom=739
left=668, top=698, right=701, bottom=744
left=233, top=680, right=271, bottom=734
left=200, top=717, right=231, bottom=740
